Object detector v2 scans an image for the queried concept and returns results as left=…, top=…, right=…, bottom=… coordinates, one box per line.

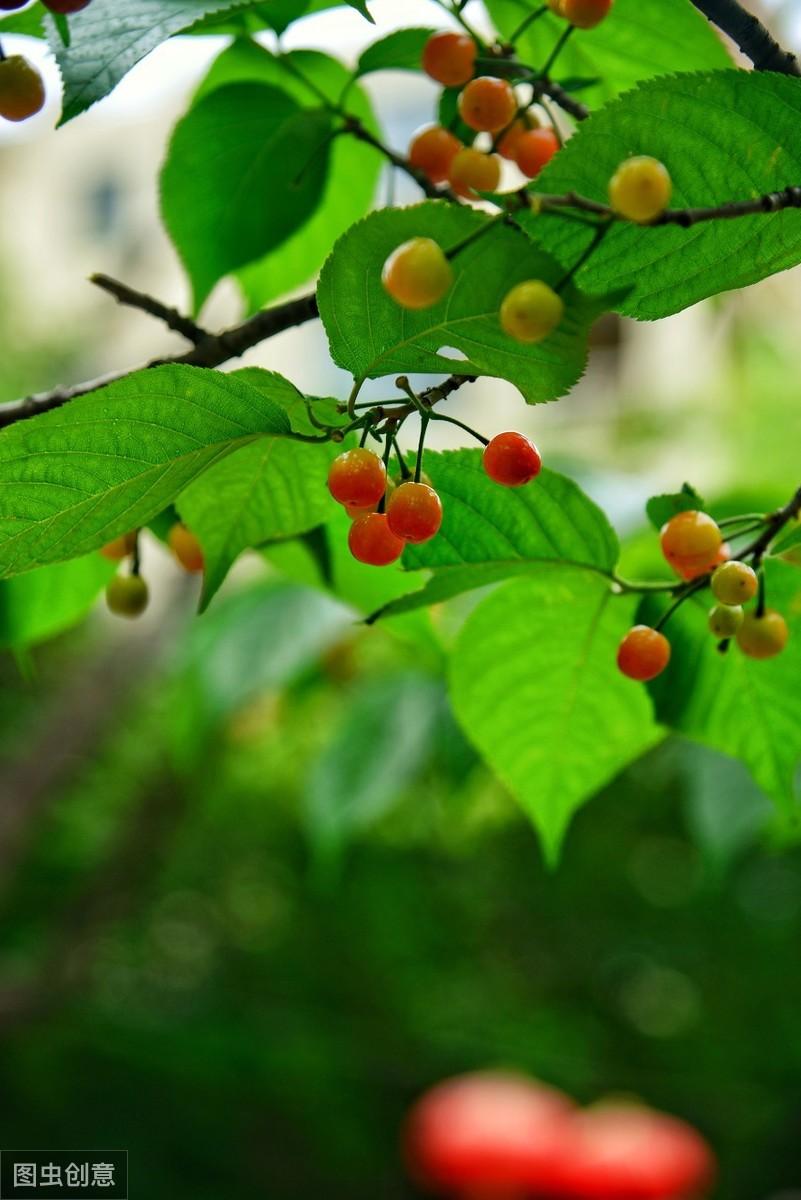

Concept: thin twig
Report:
left=89, top=274, right=207, bottom=344
left=531, top=184, right=801, bottom=228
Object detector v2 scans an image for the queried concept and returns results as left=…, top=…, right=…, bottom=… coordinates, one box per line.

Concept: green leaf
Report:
left=646, top=484, right=706, bottom=531
left=178, top=435, right=336, bottom=612
left=484, top=0, right=730, bottom=109
left=0, top=4, right=45, bottom=36
left=450, top=568, right=660, bottom=862
left=0, top=364, right=291, bottom=580
left=681, top=743, right=773, bottom=872
left=196, top=43, right=381, bottom=311
left=644, top=559, right=801, bottom=820
left=772, top=524, right=801, bottom=556
left=161, top=82, right=332, bottom=310
left=174, top=579, right=352, bottom=742
left=345, top=0, right=372, bottom=19
left=305, top=672, right=443, bottom=859
left=46, top=0, right=255, bottom=123
left=521, top=71, right=801, bottom=320
left=317, top=202, right=607, bottom=403
left=370, top=449, right=619, bottom=621
left=0, top=554, right=114, bottom=649
left=356, top=27, right=435, bottom=76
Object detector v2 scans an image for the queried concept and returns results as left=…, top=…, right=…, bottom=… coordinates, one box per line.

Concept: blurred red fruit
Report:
left=404, top=1072, right=576, bottom=1196
left=558, top=1102, right=715, bottom=1200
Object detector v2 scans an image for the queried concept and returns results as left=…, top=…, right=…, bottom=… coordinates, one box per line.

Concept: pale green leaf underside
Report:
left=317, top=202, right=606, bottom=403
left=372, top=450, right=619, bottom=620
left=0, top=554, right=114, bottom=649
left=450, top=568, right=660, bottom=862
left=0, top=364, right=291, bottom=580
left=645, top=560, right=801, bottom=820
left=523, top=70, right=801, bottom=320
left=356, top=27, right=435, bottom=77
left=178, top=436, right=335, bottom=612
left=305, top=672, right=443, bottom=857
left=484, top=0, right=730, bottom=109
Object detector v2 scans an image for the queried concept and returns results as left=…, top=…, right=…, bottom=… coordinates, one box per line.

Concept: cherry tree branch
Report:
left=531, top=184, right=801, bottom=226
left=689, top=0, right=801, bottom=75
left=0, top=292, right=319, bottom=429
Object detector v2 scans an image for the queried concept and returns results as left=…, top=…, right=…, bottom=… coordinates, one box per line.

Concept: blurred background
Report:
left=1, top=1, right=800, bottom=1197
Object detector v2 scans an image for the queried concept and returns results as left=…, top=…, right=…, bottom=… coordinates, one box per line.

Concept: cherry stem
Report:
left=131, top=532, right=142, bottom=579
left=415, top=416, right=430, bottom=484
left=540, top=25, right=574, bottom=79
left=756, top=570, right=767, bottom=618
left=430, top=411, right=489, bottom=445
left=556, top=222, right=609, bottom=291
left=509, top=5, right=549, bottom=43
left=654, top=577, right=707, bottom=633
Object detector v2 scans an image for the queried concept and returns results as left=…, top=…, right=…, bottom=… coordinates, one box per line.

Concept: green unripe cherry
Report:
left=708, top=603, right=744, bottom=639
left=711, top=560, right=758, bottom=606
left=106, top=574, right=149, bottom=618
left=0, top=55, right=46, bottom=122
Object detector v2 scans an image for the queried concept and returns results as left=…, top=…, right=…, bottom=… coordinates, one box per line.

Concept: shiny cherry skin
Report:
left=500, top=280, right=564, bottom=344
left=483, top=432, right=542, bottom=487
left=348, top=512, right=405, bottom=566
left=328, top=448, right=387, bottom=509
left=387, top=481, right=443, bottom=544
left=515, top=127, right=560, bottom=178
left=609, top=156, right=672, bottom=223
left=711, top=559, right=758, bottom=606
left=617, top=626, right=671, bottom=682
left=736, top=609, right=789, bottom=660
left=382, top=237, right=453, bottom=310
left=458, top=76, right=517, bottom=134
left=408, top=125, right=462, bottom=185
left=448, top=147, right=501, bottom=198
left=660, top=510, right=722, bottom=574
left=422, top=31, right=476, bottom=88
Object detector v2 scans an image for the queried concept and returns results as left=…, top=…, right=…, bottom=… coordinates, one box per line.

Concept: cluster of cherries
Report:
left=405, top=1069, right=714, bottom=1200
left=0, top=0, right=92, bottom=124
left=100, top=521, right=204, bottom=618
left=328, top=430, right=542, bottom=566
left=617, top=509, right=789, bottom=684
left=413, top=1, right=616, bottom=201
left=382, top=11, right=673, bottom=343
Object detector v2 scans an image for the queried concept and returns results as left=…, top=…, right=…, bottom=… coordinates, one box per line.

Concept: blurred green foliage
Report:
left=0, top=561, right=799, bottom=1199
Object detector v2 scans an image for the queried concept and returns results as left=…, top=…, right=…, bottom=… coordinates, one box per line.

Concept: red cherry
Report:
left=617, top=626, right=671, bottom=682
left=386, top=481, right=443, bottom=544
left=559, top=1102, right=715, bottom=1200
left=348, top=513, right=405, bottom=566
left=675, top=541, right=730, bottom=581
left=168, top=523, right=204, bottom=574
left=328, top=448, right=387, bottom=508
left=515, top=127, right=560, bottom=178
left=41, top=0, right=92, bottom=12
left=421, top=31, right=476, bottom=88
left=483, top=432, right=542, bottom=487
left=408, top=125, right=462, bottom=186
left=404, top=1072, right=576, bottom=1196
